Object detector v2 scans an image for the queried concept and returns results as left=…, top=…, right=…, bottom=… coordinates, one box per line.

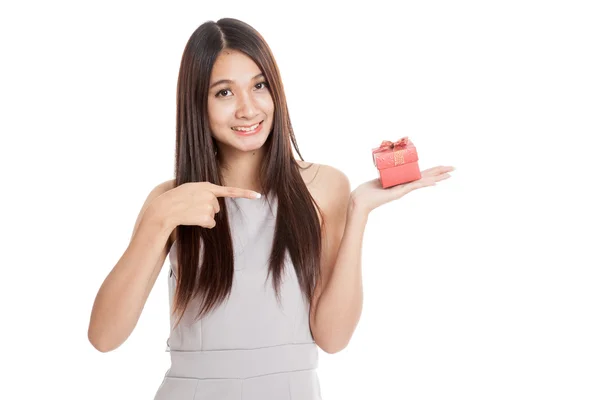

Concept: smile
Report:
left=231, top=121, right=263, bottom=135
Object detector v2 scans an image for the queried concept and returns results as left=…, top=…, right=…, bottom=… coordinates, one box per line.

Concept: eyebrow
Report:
left=209, top=73, right=265, bottom=90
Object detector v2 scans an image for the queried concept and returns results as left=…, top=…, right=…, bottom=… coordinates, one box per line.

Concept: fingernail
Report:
left=254, top=192, right=262, bottom=199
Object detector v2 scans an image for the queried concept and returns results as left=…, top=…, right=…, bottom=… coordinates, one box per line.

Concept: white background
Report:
left=1, top=0, right=599, bottom=399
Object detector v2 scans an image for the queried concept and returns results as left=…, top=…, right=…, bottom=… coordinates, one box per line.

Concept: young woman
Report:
left=88, top=17, right=454, bottom=400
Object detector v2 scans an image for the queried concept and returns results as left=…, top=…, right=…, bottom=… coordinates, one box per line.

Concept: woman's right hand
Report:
left=159, top=182, right=261, bottom=229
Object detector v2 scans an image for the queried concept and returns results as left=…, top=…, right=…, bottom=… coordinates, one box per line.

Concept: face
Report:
left=207, top=49, right=274, bottom=154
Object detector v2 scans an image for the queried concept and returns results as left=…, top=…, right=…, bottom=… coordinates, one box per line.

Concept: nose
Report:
left=235, top=91, right=259, bottom=120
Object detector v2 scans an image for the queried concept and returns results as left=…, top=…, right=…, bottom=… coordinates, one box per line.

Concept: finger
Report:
left=209, top=184, right=261, bottom=199
left=436, top=173, right=451, bottom=181
left=420, top=165, right=444, bottom=175
left=422, top=165, right=455, bottom=176
left=205, top=202, right=218, bottom=217
left=203, top=215, right=217, bottom=229
left=418, top=179, right=437, bottom=188
left=404, top=178, right=435, bottom=192
left=212, top=197, right=220, bottom=213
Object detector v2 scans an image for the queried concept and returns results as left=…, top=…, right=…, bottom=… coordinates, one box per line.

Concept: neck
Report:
left=217, top=145, right=266, bottom=193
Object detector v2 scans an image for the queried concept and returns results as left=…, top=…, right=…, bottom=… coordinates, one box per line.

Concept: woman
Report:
left=88, top=17, right=454, bottom=400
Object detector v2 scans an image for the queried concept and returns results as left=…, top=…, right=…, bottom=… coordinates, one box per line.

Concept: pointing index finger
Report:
left=209, top=184, right=262, bottom=199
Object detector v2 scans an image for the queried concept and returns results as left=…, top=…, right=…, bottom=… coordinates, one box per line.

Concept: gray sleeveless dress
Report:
left=153, top=193, right=322, bottom=400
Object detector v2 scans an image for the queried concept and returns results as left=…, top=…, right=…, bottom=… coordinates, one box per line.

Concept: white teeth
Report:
left=232, top=122, right=260, bottom=132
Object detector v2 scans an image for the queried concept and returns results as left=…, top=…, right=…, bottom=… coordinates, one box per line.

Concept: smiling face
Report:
left=207, top=49, right=275, bottom=155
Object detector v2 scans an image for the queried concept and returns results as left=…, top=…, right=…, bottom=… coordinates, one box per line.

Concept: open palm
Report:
left=350, top=165, right=455, bottom=214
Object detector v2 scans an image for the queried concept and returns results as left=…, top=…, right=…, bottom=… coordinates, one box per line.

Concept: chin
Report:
left=243, top=136, right=269, bottom=152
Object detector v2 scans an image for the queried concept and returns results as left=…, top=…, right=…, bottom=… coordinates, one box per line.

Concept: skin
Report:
left=207, top=48, right=275, bottom=194
left=307, top=164, right=455, bottom=353
left=167, top=48, right=322, bottom=246
left=185, top=48, right=456, bottom=353
left=204, top=49, right=456, bottom=214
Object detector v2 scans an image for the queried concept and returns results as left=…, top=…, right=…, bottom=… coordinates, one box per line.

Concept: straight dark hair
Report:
left=171, top=18, right=325, bottom=328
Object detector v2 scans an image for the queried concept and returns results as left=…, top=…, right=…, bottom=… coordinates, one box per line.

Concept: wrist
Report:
left=347, top=197, right=370, bottom=223
left=146, top=196, right=177, bottom=236
left=348, top=193, right=370, bottom=219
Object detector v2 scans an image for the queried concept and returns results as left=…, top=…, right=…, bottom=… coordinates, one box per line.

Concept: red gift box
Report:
left=372, top=137, right=422, bottom=188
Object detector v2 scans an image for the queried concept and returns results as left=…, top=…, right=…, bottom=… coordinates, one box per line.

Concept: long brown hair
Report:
left=171, top=18, right=324, bottom=328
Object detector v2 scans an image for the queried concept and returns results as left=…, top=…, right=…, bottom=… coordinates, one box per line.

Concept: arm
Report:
left=311, top=165, right=455, bottom=353
left=87, top=180, right=175, bottom=353
left=309, top=167, right=368, bottom=354
left=311, top=201, right=368, bottom=353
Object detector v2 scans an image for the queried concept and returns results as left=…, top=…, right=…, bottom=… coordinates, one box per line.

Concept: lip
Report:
left=231, top=120, right=263, bottom=136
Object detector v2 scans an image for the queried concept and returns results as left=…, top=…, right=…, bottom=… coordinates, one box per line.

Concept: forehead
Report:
left=210, top=49, right=262, bottom=82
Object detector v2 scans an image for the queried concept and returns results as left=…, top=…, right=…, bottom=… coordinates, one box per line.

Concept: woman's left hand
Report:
left=349, top=165, right=455, bottom=215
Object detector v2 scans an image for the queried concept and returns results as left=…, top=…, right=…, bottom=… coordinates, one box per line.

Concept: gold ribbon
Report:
left=373, top=137, right=410, bottom=166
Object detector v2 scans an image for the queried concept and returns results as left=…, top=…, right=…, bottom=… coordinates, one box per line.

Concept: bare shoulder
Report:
left=153, top=178, right=176, bottom=194
left=296, top=160, right=351, bottom=223
left=136, top=179, right=176, bottom=219
left=148, top=179, right=177, bottom=244
left=314, top=163, right=351, bottom=209
left=131, top=178, right=176, bottom=244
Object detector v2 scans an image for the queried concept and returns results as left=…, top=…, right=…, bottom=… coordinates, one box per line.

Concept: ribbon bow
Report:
left=373, top=137, right=409, bottom=154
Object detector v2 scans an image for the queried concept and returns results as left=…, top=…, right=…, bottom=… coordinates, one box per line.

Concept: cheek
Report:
left=260, top=96, right=275, bottom=117
left=207, top=102, right=231, bottom=127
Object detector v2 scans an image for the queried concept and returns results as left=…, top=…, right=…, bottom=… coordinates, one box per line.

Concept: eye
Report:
left=216, top=89, right=232, bottom=98
left=215, top=81, right=269, bottom=98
